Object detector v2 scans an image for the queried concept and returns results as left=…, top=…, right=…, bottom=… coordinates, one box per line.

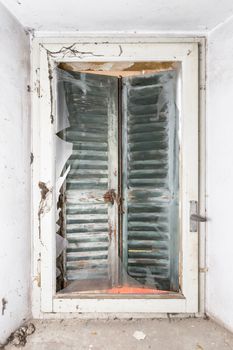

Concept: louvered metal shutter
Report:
left=57, top=69, right=179, bottom=293
left=122, top=71, right=179, bottom=291
left=57, top=70, right=118, bottom=289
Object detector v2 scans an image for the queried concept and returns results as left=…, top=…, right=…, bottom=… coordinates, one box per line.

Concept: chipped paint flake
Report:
left=38, top=181, right=53, bottom=242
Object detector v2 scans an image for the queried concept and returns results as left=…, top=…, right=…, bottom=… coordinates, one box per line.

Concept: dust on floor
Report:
left=4, top=318, right=233, bottom=350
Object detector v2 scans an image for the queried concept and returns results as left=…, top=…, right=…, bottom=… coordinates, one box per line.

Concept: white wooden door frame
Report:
left=31, top=37, right=202, bottom=316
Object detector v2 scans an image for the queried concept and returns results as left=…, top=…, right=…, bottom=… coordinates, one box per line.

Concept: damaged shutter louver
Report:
left=122, top=72, right=179, bottom=291
left=57, top=70, right=118, bottom=285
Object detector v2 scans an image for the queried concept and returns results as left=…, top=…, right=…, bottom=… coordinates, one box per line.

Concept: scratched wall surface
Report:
left=0, top=2, right=31, bottom=344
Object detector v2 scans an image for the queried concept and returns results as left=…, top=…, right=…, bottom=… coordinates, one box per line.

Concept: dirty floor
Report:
left=5, top=318, right=233, bottom=350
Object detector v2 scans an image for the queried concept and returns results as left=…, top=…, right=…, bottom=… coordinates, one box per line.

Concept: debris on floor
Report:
left=196, top=344, right=204, bottom=350
left=3, top=318, right=233, bottom=350
left=2, top=323, right=35, bottom=348
left=133, top=330, right=146, bottom=340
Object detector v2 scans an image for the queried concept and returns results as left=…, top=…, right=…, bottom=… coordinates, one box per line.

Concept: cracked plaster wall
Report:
left=0, top=2, right=31, bottom=343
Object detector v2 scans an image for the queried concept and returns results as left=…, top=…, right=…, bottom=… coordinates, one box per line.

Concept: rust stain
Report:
left=103, top=189, right=116, bottom=205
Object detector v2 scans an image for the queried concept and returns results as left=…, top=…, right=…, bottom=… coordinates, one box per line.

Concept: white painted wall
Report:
left=1, top=0, right=233, bottom=34
left=0, top=3, right=31, bottom=344
left=206, top=16, right=233, bottom=332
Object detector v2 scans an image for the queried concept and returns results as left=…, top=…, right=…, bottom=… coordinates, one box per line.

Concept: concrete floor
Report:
left=5, top=318, right=233, bottom=350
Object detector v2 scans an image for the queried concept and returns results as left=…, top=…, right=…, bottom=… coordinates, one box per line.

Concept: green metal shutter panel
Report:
left=56, top=68, right=179, bottom=293
left=57, top=69, right=118, bottom=288
left=122, top=71, right=179, bottom=291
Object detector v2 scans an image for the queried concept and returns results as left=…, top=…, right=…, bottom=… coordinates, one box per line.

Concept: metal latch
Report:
left=103, top=189, right=117, bottom=205
left=190, top=200, right=207, bottom=232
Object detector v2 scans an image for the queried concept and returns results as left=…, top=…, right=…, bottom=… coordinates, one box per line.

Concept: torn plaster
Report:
left=38, top=182, right=53, bottom=219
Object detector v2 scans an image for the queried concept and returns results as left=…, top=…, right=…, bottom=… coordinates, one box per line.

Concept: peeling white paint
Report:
left=38, top=182, right=53, bottom=218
